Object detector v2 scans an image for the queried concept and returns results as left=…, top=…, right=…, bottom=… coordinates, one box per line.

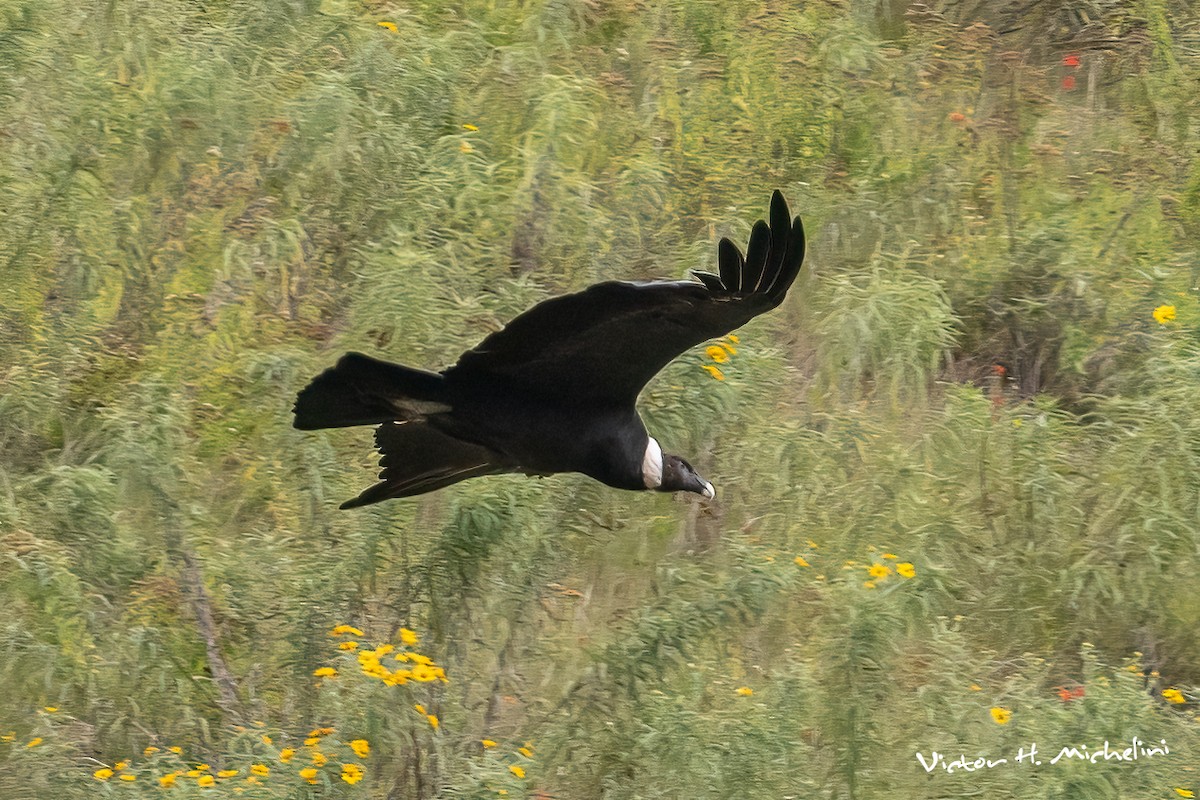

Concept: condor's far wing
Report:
left=443, top=190, right=805, bottom=406
left=339, top=421, right=511, bottom=508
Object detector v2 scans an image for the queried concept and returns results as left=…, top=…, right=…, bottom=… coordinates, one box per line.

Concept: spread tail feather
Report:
left=293, top=352, right=449, bottom=430
left=340, top=422, right=508, bottom=508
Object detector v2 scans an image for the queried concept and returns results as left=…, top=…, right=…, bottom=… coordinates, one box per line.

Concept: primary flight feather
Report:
left=294, top=190, right=806, bottom=508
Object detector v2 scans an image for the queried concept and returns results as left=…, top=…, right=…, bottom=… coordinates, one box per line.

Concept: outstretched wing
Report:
left=444, top=190, right=805, bottom=406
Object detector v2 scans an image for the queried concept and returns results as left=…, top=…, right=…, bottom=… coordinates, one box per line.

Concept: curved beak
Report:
left=700, top=480, right=715, bottom=500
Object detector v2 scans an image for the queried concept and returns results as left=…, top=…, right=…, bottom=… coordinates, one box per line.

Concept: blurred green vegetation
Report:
left=2, top=0, right=1198, bottom=797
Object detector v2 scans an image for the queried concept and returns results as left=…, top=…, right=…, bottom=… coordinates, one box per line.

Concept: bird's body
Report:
left=294, top=191, right=806, bottom=508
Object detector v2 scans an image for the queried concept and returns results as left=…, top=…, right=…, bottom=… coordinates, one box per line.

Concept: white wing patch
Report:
left=642, top=436, right=663, bottom=489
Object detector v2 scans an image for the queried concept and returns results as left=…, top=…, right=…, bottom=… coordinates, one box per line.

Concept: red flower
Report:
left=1056, top=685, right=1085, bottom=702
left=948, top=111, right=966, bottom=123
left=1061, top=75, right=1076, bottom=90
left=1063, top=54, right=1080, bottom=68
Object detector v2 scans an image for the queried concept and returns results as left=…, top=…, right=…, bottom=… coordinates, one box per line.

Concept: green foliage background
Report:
left=1, top=0, right=1198, bottom=797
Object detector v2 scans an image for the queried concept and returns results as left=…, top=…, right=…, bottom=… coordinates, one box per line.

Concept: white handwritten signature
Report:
left=916, top=737, right=1170, bottom=773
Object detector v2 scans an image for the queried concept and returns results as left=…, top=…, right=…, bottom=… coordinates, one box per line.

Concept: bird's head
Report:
left=641, top=437, right=714, bottom=500
left=659, top=454, right=715, bottom=500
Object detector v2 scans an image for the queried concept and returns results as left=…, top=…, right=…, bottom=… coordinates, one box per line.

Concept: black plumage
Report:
left=293, top=190, right=806, bottom=508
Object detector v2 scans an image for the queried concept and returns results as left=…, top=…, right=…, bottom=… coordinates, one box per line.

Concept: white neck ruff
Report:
left=642, top=436, right=663, bottom=489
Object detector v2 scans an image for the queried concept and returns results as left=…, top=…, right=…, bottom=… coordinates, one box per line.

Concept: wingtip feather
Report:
left=767, top=213, right=805, bottom=300
left=717, top=238, right=744, bottom=293
left=691, top=270, right=726, bottom=292
left=741, top=220, right=771, bottom=295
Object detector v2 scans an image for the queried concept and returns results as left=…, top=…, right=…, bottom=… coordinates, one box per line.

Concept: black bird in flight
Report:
left=294, top=190, right=806, bottom=508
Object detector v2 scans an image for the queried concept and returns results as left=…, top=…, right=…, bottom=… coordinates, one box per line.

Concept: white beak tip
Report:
left=701, top=482, right=715, bottom=500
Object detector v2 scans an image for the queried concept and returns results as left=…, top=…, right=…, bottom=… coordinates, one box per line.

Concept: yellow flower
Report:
left=279, top=748, right=295, bottom=763
left=374, top=645, right=395, bottom=657
left=43, top=707, right=58, bottom=713
left=1175, top=790, right=1194, bottom=798
left=26, top=738, right=42, bottom=748
left=411, top=664, right=438, bottom=682
left=462, top=123, right=479, bottom=132
left=400, top=628, right=419, bottom=646
left=990, top=707, right=1012, bottom=725
left=299, top=767, right=319, bottom=784
left=881, top=553, right=897, bottom=560
left=159, top=773, right=178, bottom=787
left=481, top=739, right=497, bottom=748
left=896, top=562, right=916, bottom=579
left=251, top=764, right=269, bottom=777
left=509, top=765, right=525, bottom=779
left=330, top=625, right=364, bottom=637
left=119, top=774, right=137, bottom=782
left=304, top=737, right=321, bottom=746
left=794, top=556, right=810, bottom=567
left=1153, top=304, right=1177, bottom=324
left=414, top=704, right=426, bottom=715
left=969, top=684, right=982, bottom=691
left=169, top=746, right=183, bottom=754
left=310, top=727, right=335, bottom=737
left=313, top=667, right=337, bottom=678
left=426, top=714, right=439, bottom=729
left=115, top=761, right=130, bottom=771
left=705, top=344, right=730, bottom=363
left=518, top=747, right=533, bottom=758
left=198, top=774, right=215, bottom=787
left=258, top=734, right=272, bottom=745
left=735, top=686, right=753, bottom=696
left=1163, top=688, right=1187, bottom=704
left=94, top=768, right=114, bottom=781
left=863, top=581, right=876, bottom=589
left=312, top=752, right=328, bottom=767
left=338, top=641, right=358, bottom=651
left=349, top=739, right=370, bottom=759
left=868, top=563, right=891, bottom=580
left=218, top=769, right=238, bottom=778
left=0, top=733, right=14, bottom=742
left=728, top=334, right=740, bottom=344
left=376, top=21, right=398, bottom=32
left=186, top=770, right=203, bottom=777
left=144, top=746, right=159, bottom=755
left=701, top=364, right=725, bottom=381
left=341, top=763, right=365, bottom=785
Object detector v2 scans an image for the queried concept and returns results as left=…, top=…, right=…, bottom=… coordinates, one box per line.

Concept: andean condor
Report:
left=293, top=190, right=806, bottom=508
